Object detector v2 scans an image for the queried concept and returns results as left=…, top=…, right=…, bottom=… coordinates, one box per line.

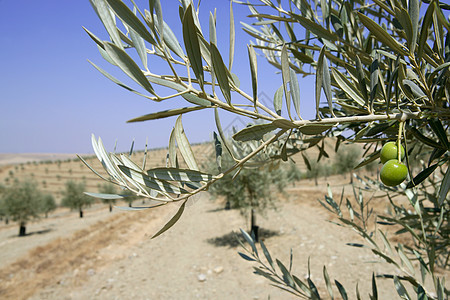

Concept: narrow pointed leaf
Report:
left=357, top=12, right=408, bottom=56
left=323, top=266, right=334, bottom=299
left=335, top=280, right=348, bottom=300
left=290, top=69, right=301, bottom=119
left=127, top=106, right=206, bottom=122
left=408, top=0, right=420, bottom=53
left=88, top=60, right=152, bottom=99
left=232, top=123, right=277, bottom=142
left=106, top=0, right=156, bottom=45
left=229, top=1, right=235, bottom=71
left=89, top=0, right=123, bottom=49
left=104, top=42, right=155, bottom=94
left=292, top=14, right=337, bottom=41
left=84, top=192, right=127, bottom=200
left=298, top=124, right=333, bottom=135
left=259, top=239, right=275, bottom=271
left=438, top=166, right=450, bottom=206
left=248, top=45, right=258, bottom=108
left=152, top=201, right=186, bottom=238
left=128, top=22, right=148, bottom=69
left=331, top=68, right=365, bottom=106
left=315, top=46, right=325, bottom=118
left=118, top=165, right=188, bottom=194
left=418, top=3, right=435, bottom=61
left=174, top=115, right=199, bottom=171
left=406, top=163, right=438, bottom=188
left=210, top=43, right=232, bottom=105
left=274, top=85, right=283, bottom=116
left=281, top=44, right=291, bottom=118
left=146, top=167, right=212, bottom=182
left=393, top=276, right=411, bottom=300
left=183, top=5, right=204, bottom=88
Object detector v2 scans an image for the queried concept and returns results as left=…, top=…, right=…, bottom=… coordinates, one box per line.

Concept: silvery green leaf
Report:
left=127, top=106, right=206, bottom=122
left=104, top=42, right=155, bottom=95
left=298, top=124, right=333, bottom=135
left=89, top=0, right=123, bottom=49
left=214, top=108, right=234, bottom=159
left=331, top=68, right=365, bottom=106
left=290, top=69, right=301, bottom=119
left=174, top=115, right=199, bottom=171
left=213, top=132, right=222, bottom=172
left=106, top=0, right=156, bottom=45
left=322, top=54, right=334, bottom=116
left=417, top=3, right=434, bottom=61
left=88, top=60, right=152, bottom=99
left=277, top=259, right=295, bottom=288
left=393, top=276, right=411, bottom=300
left=355, top=55, right=368, bottom=105
left=183, top=5, right=204, bottom=88
left=232, top=123, right=277, bottom=142
left=146, top=167, right=212, bottom=182
left=438, top=166, right=450, bottom=206
left=248, top=45, right=258, bottom=109
left=323, top=266, right=334, bottom=299
left=160, top=19, right=184, bottom=59
left=168, top=127, right=178, bottom=168
left=281, top=44, right=291, bottom=118
left=408, top=0, right=420, bottom=53
left=394, top=7, right=414, bottom=53
left=118, top=165, right=188, bottom=195
left=403, top=79, right=425, bottom=98
left=357, top=12, right=408, bottom=56
left=335, top=280, right=348, bottom=300
left=210, top=43, right=232, bottom=106
left=150, top=0, right=163, bottom=41
left=83, top=26, right=106, bottom=50
left=315, top=46, right=325, bottom=118
left=292, top=14, right=337, bottom=41
left=397, top=245, right=415, bottom=275
left=77, top=154, right=109, bottom=181
left=259, top=239, right=274, bottom=271
left=152, top=201, right=186, bottom=238
left=128, top=16, right=148, bottom=70
left=84, top=192, right=126, bottom=200
left=97, top=44, right=116, bottom=65
left=209, top=12, right=217, bottom=45
left=240, top=228, right=258, bottom=256
left=273, top=85, right=283, bottom=116
left=229, top=1, right=235, bottom=71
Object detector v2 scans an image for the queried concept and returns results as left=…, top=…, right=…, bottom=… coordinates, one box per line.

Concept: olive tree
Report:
left=39, top=193, right=57, bottom=218
left=61, top=181, right=93, bottom=218
left=2, top=179, right=42, bottom=236
left=81, top=0, right=449, bottom=298
left=207, top=150, right=292, bottom=241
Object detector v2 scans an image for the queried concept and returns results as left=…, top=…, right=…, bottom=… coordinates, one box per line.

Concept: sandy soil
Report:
left=1, top=176, right=443, bottom=300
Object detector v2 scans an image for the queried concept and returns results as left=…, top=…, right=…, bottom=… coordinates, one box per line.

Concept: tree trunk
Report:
left=79, top=208, right=83, bottom=218
left=109, top=204, right=112, bottom=212
left=19, top=222, right=26, bottom=236
left=129, top=202, right=132, bottom=207
left=250, top=209, right=259, bottom=242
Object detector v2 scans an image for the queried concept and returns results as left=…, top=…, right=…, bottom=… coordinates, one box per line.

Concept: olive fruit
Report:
left=380, top=142, right=405, bottom=164
left=380, top=160, right=408, bottom=186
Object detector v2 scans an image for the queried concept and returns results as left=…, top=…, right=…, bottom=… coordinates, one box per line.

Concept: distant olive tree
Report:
left=2, top=179, right=42, bottom=236
left=40, top=193, right=57, bottom=218
left=207, top=151, right=292, bottom=241
left=61, top=181, right=93, bottom=218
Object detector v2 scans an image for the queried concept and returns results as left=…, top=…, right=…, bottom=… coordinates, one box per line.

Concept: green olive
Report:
left=380, top=160, right=408, bottom=186
left=380, top=142, right=405, bottom=164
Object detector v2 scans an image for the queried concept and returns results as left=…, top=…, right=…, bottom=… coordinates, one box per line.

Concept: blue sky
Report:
left=0, top=0, right=315, bottom=154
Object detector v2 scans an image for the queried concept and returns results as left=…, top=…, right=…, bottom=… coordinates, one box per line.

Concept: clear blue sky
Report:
left=0, top=0, right=315, bottom=154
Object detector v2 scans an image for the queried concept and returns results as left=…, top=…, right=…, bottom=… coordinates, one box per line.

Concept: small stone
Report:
left=213, top=266, right=224, bottom=274
left=197, top=274, right=207, bottom=282
left=87, top=268, right=96, bottom=276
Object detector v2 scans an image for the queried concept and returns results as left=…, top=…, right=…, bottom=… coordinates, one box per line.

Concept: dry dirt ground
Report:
left=0, top=175, right=446, bottom=300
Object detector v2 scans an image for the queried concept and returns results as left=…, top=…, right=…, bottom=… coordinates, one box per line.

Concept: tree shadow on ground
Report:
left=11, top=228, right=53, bottom=238
left=206, top=228, right=279, bottom=248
